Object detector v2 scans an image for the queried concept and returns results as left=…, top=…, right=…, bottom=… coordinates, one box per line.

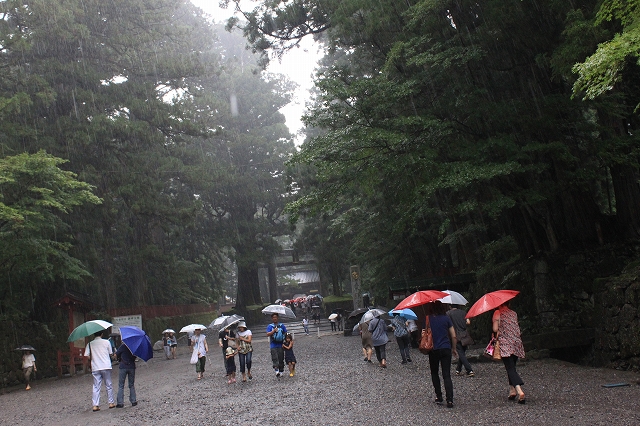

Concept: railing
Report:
left=57, top=347, right=89, bottom=377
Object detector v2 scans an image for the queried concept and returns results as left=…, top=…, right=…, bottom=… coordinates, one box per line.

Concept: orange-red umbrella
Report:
left=394, top=290, right=449, bottom=310
left=465, top=290, right=520, bottom=319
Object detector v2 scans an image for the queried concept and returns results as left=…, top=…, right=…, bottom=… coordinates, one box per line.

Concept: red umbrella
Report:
left=394, top=290, right=449, bottom=310
left=465, top=290, right=520, bottom=319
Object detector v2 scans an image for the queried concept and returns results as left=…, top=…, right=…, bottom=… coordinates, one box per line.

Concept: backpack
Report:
left=272, top=324, right=285, bottom=343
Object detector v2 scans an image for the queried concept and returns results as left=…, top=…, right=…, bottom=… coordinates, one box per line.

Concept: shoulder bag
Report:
left=419, top=316, right=433, bottom=355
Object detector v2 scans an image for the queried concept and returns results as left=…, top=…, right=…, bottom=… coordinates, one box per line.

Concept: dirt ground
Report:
left=2, top=331, right=640, bottom=426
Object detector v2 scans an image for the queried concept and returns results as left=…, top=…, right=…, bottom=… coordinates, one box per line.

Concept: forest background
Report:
left=1, top=0, right=640, bottom=381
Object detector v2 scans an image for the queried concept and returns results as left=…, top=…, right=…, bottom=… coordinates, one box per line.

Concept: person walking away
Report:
left=266, top=313, right=287, bottom=377
left=191, top=328, right=208, bottom=380
left=22, top=350, right=36, bottom=390
left=225, top=347, right=237, bottom=384
left=359, top=321, right=373, bottom=363
left=447, top=305, right=475, bottom=376
left=235, top=322, right=253, bottom=382
left=493, top=301, right=526, bottom=404
left=406, top=319, right=420, bottom=348
left=427, top=301, right=458, bottom=408
left=169, top=332, right=177, bottom=359
left=337, top=312, right=343, bottom=331
left=302, top=317, right=310, bottom=336
left=115, top=343, right=137, bottom=408
left=218, top=326, right=236, bottom=378
left=282, top=333, right=297, bottom=377
left=85, top=330, right=116, bottom=411
left=330, top=315, right=337, bottom=332
left=162, top=332, right=171, bottom=360
left=390, top=314, right=412, bottom=364
left=368, top=314, right=389, bottom=368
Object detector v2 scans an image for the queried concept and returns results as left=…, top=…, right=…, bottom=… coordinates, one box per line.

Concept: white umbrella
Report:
left=209, top=315, right=229, bottom=328
left=179, top=324, right=208, bottom=333
left=359, top=308, right=387, bottom=324
left=262, top=304, right=296, bottom=318
left=438, top=290, right=468, bottom=305
left=209, top=314, right=244, bottom=331
left=162, top=328, right=175, bottom=334
left=328, top=313, right=338, bottom=320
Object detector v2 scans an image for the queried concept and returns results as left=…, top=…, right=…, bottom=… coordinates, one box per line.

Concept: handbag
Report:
left=237, top=339, right=253, bottom=354
left=492, top=339, right=501, bottom=361
left=483, top=337, right=496, bottom=359
left=419, top=316, right=433, bottom=355
left=459, top=330, right=474, bottom=347
left=190, top=348, right=199, bottom=365
left=483, top=336, right=502, bottom=361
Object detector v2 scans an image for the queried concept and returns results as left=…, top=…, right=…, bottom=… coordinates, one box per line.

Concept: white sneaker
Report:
left=275, top=371, right=281, bottom=377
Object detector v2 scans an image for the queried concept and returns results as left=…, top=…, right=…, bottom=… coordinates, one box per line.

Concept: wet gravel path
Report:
left=2, top=331, right=640, bottom=425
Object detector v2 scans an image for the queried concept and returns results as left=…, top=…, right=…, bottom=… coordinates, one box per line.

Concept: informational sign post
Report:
left=112, top=314, right=142, bottom=334
left=350, top=265, right=362, bottom=310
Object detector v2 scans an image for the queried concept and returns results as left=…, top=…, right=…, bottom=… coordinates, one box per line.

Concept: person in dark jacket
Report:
left=115, top=343, right=137, bottom=408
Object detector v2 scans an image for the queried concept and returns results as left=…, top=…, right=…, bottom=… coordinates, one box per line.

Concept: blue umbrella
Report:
left=120, top=326, right=153, bottom=362
left=388, top=308, right=418, bottom=320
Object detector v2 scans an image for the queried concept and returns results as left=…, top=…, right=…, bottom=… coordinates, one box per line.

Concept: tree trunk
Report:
left=610, top=164, right=640, bottom=239
left=268, top=258, right=278, bottom=303
left=236, top=263, right=262, bottom=310
left=101, top=224, right=117, bottom=310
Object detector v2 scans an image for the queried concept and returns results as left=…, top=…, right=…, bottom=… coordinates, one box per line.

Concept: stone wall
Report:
left=594, top=261, right=640, bottom=370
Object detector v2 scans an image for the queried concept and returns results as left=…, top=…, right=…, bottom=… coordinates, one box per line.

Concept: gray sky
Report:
left=190, top=0, right=321, bottom=144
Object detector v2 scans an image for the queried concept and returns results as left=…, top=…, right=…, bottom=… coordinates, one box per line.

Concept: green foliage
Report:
left=0, top=151, right=101, bottom=320
left=235, top=0, right=640, bottom=302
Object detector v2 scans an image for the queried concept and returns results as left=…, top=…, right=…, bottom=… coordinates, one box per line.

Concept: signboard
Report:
left=112, top=314, right=142, bottom=334
left=350, top=265, right=362, bottom=310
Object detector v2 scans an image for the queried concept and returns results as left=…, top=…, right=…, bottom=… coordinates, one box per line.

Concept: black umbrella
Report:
left=348, top=308, right=368, bottom=318
left=16, top=345, right=36, bottom=351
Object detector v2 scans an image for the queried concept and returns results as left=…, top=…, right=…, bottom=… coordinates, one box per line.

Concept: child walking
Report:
left=225, top=347, right=237, bottom=384
left=22, top=350, right=36, bottom=390
left=283, top=333, right=297, bottom=377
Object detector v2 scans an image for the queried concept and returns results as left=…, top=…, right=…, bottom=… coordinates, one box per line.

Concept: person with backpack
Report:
left=266, top=313, right=287, bottom=377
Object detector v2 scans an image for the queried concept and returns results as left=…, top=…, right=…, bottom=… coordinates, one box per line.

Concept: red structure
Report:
left=54, top=291, right=93, bottom=377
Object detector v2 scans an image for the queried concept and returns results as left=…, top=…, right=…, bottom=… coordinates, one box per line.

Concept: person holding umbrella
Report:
left=191, top=327, right=209, bottom=380
left=169, top=331, right=178, bottom=359
left=368, top=312, right=389, bottom=368
left=427, top=301, right=458, bottom=408
left=115, top=342, right=137, bottom=408
left=85, top=330, right=116, bottom=411
left=20, top=348, right=36, bottom=390
left=466, top=290, right=525, bottom=403
left=390, top=313, right=412, bottom=364
left=493, top=301, right=526, bottom=403
left=266, top=313, right=287, bottom=377
left=218, top=325, right=236, bottom=378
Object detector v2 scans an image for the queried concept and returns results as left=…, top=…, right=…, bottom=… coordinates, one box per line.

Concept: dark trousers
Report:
left=455, top=341, right=473, bottom=373
left=374, top=344, right=387, bottom=363
left=396, top=335, right=411, bottom=362
left=502, top=354, right=524, bottom=386
left=195, top=356, right=206, bottom=373
left=410, top=330, right=420, bottom=348
left=270, top=347, right=284, bottom=372
left=116, top=368, right=136, bottom=405
left=428, top=348, right=454, bottom=403
left=238, top=351, right=252, bottom=373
